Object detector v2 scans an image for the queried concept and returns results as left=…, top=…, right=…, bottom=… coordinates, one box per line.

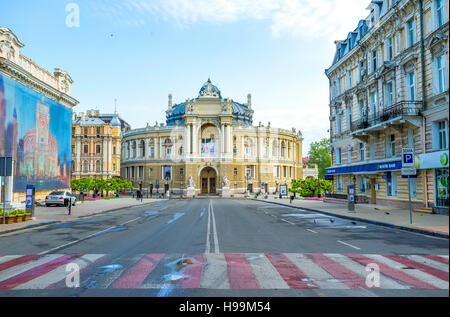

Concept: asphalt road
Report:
left=0, top=198, right=448, bottom=297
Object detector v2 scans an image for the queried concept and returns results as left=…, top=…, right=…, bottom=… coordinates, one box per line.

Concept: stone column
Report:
left=159, top=137, right=163, bottom=159
left=186, top=125, right=191, bottom=155
left=227, top=125, right=232, bottom=154
left=221, top=124, right=225, bottom=154
left=192, top=124, right=198, bottom=155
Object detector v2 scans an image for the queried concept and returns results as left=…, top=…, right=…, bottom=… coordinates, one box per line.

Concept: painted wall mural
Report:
left=0, top=72, right=71, bottom=192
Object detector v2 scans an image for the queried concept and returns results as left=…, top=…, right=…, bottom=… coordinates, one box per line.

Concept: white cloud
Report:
left=115, top=0, right=369, bottom=40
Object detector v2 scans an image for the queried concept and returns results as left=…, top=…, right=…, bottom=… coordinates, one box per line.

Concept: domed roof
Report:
left=110, top=115, right=121, bottom=127
left=198, top=78, right=221, bottom=99
left=165, top=79, right=254, bottom=126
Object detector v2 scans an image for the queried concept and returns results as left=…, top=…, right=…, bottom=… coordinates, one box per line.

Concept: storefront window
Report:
left=436, top=168, right=449, bottom=207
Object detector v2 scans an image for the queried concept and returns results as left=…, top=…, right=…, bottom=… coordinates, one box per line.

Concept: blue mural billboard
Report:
left=0, top=72, right=71, bottom=192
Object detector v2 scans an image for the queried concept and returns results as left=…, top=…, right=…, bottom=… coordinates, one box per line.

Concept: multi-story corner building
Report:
left=121, top=79, right=304, bottom=195
left=71, top=109, right=131, bottom=180
left=0, top=27, right=78, bottom=205
left=325, top=0, right=448, bottom=213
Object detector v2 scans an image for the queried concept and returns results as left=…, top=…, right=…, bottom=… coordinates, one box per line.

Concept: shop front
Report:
left=417, top=150, right=449, bottom=214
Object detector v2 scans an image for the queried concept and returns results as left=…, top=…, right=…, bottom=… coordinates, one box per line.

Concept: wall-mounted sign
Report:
left=416, top=150, right=449, bottom=169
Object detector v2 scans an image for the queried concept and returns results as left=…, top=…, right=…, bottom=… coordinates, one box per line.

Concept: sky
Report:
left=0, top=0, right=369, bottom=156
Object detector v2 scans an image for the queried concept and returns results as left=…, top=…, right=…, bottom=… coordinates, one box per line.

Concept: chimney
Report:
left=247, top=93, right=252, bottom=109
left=80, top=112, right=85, bottom=120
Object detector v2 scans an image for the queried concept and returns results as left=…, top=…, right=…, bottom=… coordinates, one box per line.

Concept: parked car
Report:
left=45, top=191, right=76, bottom=207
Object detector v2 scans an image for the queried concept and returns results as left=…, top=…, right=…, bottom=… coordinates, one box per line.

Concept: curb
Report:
left=251, top=198, right=449, bottom=239
left=0, top=200, right=163, bottom=235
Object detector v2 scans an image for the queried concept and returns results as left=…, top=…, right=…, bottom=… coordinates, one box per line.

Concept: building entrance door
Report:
left=202, top=178, right=208, bottom=193
left=209, top=178, right=216, bottom=193
left=200, top=167, right=217, bottom=194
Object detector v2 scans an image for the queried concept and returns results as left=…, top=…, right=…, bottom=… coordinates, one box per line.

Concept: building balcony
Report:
left=350, top=100, right=422, bottom=138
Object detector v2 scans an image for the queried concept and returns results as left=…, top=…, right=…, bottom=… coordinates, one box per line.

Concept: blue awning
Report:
left=325, top=160, right=402, bottom=175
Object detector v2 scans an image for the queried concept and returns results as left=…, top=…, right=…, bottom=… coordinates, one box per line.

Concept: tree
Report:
left=307, top=138, right=332, bottom=179
left=289, top=178, right=332, bottom=197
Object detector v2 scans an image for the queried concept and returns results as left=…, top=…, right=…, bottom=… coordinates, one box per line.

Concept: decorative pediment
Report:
left=425, top=32, right=448, bottom=54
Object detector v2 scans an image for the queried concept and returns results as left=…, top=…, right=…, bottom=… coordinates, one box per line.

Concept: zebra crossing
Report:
left=0, top=253, right=448, bottom=291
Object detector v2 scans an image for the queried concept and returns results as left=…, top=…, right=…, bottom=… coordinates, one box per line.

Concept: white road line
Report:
left=206, top=202, right=211, bottom=254
left=307, top=229, right=318, bottom=234
left=210, top=200, right=220, bottom=254
left=337, top=240, right=361, bottom=250
left=38, top=217, right=141, bottom=255
left=281, top=219, right=295, bottom=225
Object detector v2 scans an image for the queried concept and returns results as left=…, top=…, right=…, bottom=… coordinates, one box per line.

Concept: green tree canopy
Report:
left=306, top=138, right=332, bottom=179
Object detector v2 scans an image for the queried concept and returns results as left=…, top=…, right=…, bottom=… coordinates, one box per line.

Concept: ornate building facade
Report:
left=325, top=0, right=448, bottom=213
left=121, top=79, right=304, bottom=195
left=72, top=109, right=131, bottom=180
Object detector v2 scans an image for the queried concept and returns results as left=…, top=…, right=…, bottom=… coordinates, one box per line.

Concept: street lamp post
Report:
left=352, top=175, right=357, bottom=205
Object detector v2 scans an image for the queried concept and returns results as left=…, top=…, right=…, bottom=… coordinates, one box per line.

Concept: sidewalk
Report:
left=0, top=197, right=164, bottom=235
left=253, top=196, right=449, bottom=238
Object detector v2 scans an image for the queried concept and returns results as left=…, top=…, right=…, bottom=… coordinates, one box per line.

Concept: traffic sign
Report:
left=402, top=148, right=414, bottom=167
left=401, top=167, right=417, bottom=176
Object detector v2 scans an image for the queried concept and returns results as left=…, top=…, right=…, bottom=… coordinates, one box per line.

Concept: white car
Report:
left=45, top=191, right=76, bottom=207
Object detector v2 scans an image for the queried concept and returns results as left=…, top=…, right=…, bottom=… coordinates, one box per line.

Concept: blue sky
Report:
left=0, top=0, right=369, bottom=156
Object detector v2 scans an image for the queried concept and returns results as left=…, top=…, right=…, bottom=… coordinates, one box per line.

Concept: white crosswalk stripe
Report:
left=405, top=255, right=449, bottom=272
left=199, top=253, right=230, bottom=289
left=0, top=254, right=61, bottom=283
left=0, top=253, right=447, bottom=291
left=246, top=253, right=290, bottom=289
left=14, top=254, right=105, bottom=290
left=365, top=254, right=449, bottom=289
left=285, top=253, right=349, bottom=289
left=324, top=253, right=410, bottom=289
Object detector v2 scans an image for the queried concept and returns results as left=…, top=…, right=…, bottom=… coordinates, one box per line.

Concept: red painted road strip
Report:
left=421, top=255, right=449, bottom=265
left=0, top=254, right=83, bottom=290
left=306, top=253, right=369, bottom=289
left=225, top=253, right=260, bottom=289
left=384, top=255, right=449, bottom=282
left=111, top=254, right=164, bottom=289
left=346, top=254, right=438, bottom=289
left=180, top=255, right=205, bottom=289
left=0, top=255, right=43, bottom=272
left=265, top=253, right=319, bottom=289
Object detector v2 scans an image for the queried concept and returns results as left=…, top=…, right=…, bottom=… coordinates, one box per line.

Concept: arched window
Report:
left=245, top=137, right=253, bottom=156
left=272, top=140, right=278, bottom=156
left=281, top=141, right=286, bottom=157
left=95, top=160, right=101, bottom=172
left=201, top=125, right=218, bottom=155
left=132, top=141, right=137, bottom=158
left=83, top=161, right=89, bottom=173
left=139, top=140, right=145, bottom=157
left=71, top=161, right=75, bottom=172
